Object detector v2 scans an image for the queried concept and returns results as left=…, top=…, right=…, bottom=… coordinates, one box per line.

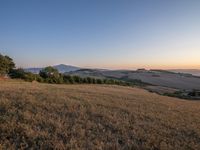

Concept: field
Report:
left=0, top=80, right=200, bottom=149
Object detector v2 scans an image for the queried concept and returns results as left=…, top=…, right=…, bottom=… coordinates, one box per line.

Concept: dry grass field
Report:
left=0, top=80, right=200, bottom=149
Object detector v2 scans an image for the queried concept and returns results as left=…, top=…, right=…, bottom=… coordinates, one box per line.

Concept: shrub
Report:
left=92, top=78, right=97, bottom=84
left=35, top=75, right=44, bottom=82
left=86, top=77, right=92, bottom=84
left=63, top=75, right=75, bottom=84
left=96, top=79, right=103, bottom=84
left=9, top=68, right=26, bottom=79
left=73, top=76, right=82, bottom=83
left=23, top=72, right=36, bottom=82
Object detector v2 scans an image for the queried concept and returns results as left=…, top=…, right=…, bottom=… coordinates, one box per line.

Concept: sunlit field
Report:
left=0, top=80, right=200, bottom=149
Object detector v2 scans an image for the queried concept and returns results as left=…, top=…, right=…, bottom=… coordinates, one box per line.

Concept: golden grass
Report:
left=0, top=80, right=200, bottom=149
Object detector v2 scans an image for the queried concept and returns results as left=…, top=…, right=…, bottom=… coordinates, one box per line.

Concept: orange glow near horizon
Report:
left=82, top=63, right=200, bottom=70
left=17, top=48, right=200, bottom=70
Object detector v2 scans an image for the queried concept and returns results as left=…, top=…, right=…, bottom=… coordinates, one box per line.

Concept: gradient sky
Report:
left=0, top=0, right=200, bottom=69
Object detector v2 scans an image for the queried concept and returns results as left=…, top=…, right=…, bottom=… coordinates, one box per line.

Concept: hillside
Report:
left=25, top=65, right=200, bottom=91
left=0, top=81, right=200, bottom=149
left=67, top=69, right=200, bottom=90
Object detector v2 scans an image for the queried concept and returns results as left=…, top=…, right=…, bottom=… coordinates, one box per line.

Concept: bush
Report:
left=36, top=75, right=44, bottom=82
left=63, top=75, right=74, bottom=84
left=9, top=68, right=26, bottom=79
left=73, top=76, right=82, bottom=83
left=23, top=72, right=36, bottom=82
left=86, top=77, right=92, bottom=84
left=92, top=78, right=97, bottom=84
left=9, top=68, right=39, bottom=82
left=96, top=79, right=103, bottom=84
left=82, top=78, right=88, bottom=83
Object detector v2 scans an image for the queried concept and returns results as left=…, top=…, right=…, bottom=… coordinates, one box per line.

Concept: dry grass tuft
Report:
left=0, top=80, right=200, bottom=149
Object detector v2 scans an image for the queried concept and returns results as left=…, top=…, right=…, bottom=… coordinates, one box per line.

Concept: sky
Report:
left=0, top=0, right=200, bottom=69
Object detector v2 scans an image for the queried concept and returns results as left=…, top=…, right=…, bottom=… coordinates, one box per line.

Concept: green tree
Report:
left=23, top=72, right=36, bottom=82
left=9, top=68, right=25, bottom=79
left=73, top=75, right=82, bottom=83
left=86, top=77, right=92, bottom=84
left=92, top=78, right=97, bottom=84
left=35, top=74, right=44, bottom=82
left=63, top=75, right=74, bottom=84
left=39, top=67, right=63, bottom=84
left=96, top=79, right=103, bottom=84
left=9, top=68, right=38, bottom=82
left=82, top=78, right=88, bottom=83
left=39, top=66, right=59, bottom=78
left=0, top=54, right=15, bottom=76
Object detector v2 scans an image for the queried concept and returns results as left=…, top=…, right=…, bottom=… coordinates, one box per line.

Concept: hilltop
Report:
left=0, top=80, right=200, bottom=149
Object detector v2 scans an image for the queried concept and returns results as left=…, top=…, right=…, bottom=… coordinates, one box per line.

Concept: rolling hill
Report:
left=66, top=69, right=200, bottom=90
left=25, top=65, right=200, bottom=92
left=0, top=80, right=200, bottom=149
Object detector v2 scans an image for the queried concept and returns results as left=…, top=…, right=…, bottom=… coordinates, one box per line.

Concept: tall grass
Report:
left=0, top=81, right=200, bottom=149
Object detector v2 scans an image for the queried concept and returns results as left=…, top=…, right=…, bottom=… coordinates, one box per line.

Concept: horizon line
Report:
left=19, top=64, right=200, bottom=71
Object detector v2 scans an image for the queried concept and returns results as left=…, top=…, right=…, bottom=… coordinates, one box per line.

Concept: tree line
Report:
left=10, top=66, right=130, bottom=86
left=0, top=53, right=130, bottom=86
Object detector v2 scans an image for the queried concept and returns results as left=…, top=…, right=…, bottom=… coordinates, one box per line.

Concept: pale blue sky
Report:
left=0, top=0, right=200, bottom=69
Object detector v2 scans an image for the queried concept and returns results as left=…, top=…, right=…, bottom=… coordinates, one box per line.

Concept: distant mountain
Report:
left=24, top=67, right=42, bottom=74
left=169, top=69, right=200, bottom=76
left=25, top=64, right=80, bottom=74
left=53, top=64, right=80, bottom=73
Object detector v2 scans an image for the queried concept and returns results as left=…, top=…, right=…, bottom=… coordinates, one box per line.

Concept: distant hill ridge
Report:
left=66, top=69, right=200, bottom=90
left=169, top=69, right=200, bottom=77
left=25, top=64, right=80, bottom=74
left=25, top=65, right=200, bottom=90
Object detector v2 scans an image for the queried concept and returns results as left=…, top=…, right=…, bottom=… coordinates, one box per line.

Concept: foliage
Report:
left=9, top=68, right=40, bottom=82
left=2, top=54, right=132, bottom=86
left=0, top=54, right=15, bottom=76
left=39, top=67, right=63, bottom=84
left=39, top=66, right=59, bottom=78
left=164, top=89, right=200, bottom=100
left=8, top=65, right=129, bottom=86
left=63, top=75, right=74, bottom=84
left=9, top=68, right=26, bottom=79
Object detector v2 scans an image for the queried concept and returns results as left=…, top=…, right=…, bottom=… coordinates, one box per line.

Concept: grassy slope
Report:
left=0, top=81, right=200, bottom=149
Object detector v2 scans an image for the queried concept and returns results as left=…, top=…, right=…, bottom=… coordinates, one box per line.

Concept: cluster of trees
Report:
left=9, top=68, right=42, bottom=82
left=0, top=54, right=15, bottom=76
left=164, top=89, right=200, bottom=100
left=9, top=66, right=130, bottom=86
left=0, top=53, right=130, bottom=86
